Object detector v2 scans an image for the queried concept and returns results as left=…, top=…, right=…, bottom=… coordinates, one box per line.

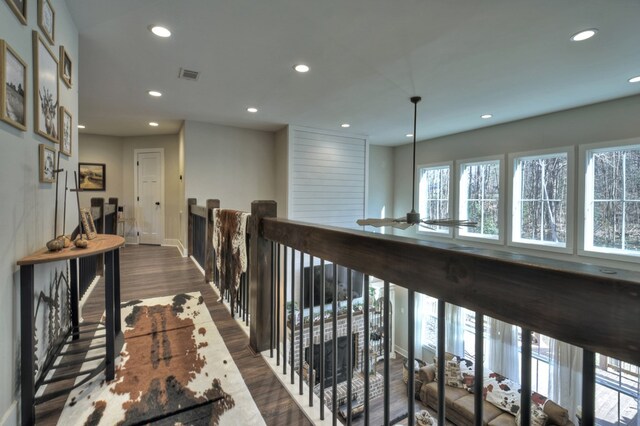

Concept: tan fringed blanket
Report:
left=212, top=209, right=249, bottom=316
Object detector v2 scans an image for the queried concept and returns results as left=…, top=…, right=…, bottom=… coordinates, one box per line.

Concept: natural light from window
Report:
left=418, top=165, right=450, bottom=234
left=459, top=160, right=500, bottom=240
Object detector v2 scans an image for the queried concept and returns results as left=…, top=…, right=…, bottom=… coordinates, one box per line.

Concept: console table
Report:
left=17, top=234, right=125, bottom=425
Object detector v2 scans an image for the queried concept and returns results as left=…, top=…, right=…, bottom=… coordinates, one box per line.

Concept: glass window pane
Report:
left=624, top=202, right=640, bottom=252
left=542, top=201, right=566, bottom=243
left=593, top=201, right=623, bottom=249
left=521, top=201, right=542, bottom=240
left=484, top=164, right=500, bottom=199
left=482, top=201, right=499, bottom=236
left=594, top=151, right=623, bottom=200
left=625, top=150, right=640, bottom=200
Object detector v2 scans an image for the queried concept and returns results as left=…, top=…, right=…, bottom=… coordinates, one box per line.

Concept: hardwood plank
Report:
left=36, top=244, right=312, bottom=426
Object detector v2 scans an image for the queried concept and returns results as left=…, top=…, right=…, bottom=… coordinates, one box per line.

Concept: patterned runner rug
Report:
left=57, top=292, right=265, bottom=426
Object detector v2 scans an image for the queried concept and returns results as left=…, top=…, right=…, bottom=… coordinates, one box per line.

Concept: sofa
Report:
left=414, top=358, right=575, bottom=426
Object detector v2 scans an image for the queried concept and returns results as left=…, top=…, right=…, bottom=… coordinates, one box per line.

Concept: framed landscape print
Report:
left=33, top=31, right=59, bottom=143
left=0, top=40, right=27, bottom=131
left=59, top=106, right=71, bottom=156
left=38, top=0, right=55, bottom=45
left=59, top=46, right=72, bottom=88
left=79, top=163, right=106, bottom=191
left=39, top=143, right=55, bottom=183
left=5, top=0, right=27, bottom=25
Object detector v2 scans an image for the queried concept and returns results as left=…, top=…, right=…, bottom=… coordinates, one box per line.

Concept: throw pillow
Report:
left=444, top=357, right=466, bottom=388
left=458, top=357, right=475, bottom=390
left=516, top=404, right=549, bottom=426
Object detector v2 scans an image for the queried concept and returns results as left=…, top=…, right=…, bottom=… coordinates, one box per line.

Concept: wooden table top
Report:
left=17, top=234, right=125, bottom=266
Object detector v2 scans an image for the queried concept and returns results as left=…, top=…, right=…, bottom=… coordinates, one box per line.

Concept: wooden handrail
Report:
left=261, top=217, right=640, bottom=366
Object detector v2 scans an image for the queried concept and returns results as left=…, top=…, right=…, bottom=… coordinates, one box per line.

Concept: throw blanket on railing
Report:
left=212, top=209, right=250, bottom=316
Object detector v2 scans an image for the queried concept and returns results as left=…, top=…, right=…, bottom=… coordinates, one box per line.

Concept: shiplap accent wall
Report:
left=289, top=128, right=367, bottom=229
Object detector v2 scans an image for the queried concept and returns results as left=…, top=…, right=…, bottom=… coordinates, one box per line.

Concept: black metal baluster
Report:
left=363, top=274, right=370, bottom=425
left=319, top=258, right=325, bottom=420
left=299, top=251, right=304, bottom=396
left=332, top=263, right=338, bottom=426
left=283, top=246, right=288, bottom=375
left=582, top=350, right=596, bottom=426
left=383, top=281, right=390, bottom=426
left=270, top=242, right=275, bottom=358
left=474, top=313, right=484, bottom=426
left=346, top=269, right=353, bottom=426
left=408, top=290, right=415, bottom=426
left=437, top=300, right=445, bottom=426
left=521, top=328, right=532, bottom=426
left=309, top=255, right=315, bottom=407
left=290, top=248, right=296, bottom=385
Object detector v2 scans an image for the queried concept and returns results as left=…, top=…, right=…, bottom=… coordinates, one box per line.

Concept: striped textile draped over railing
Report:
left=245, top=200, right=639, bottom=426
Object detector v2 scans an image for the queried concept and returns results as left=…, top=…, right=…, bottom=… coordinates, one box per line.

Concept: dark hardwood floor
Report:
left=36, top=244, right=312, bottom=426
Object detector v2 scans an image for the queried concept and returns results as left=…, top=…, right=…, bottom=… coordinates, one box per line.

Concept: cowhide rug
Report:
left=57, top=292, right=265, bottom=426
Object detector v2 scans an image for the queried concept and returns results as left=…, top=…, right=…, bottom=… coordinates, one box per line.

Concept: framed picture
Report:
left=37, top=0, right=55, bottom=45
left=59, top=106, right=71, bottom=156
left=59, top=46, right=72, bottom=88
left=79, top=162, right=106, bottom=191
left=39, top=143, right=55, bottom=183
left=79, top=207, right=97, bottom=239
left=32, top=31, right=59, bottom=144
left=5, top=0, right=27, bottom=25
left=1, top=40, right=27, bottom=131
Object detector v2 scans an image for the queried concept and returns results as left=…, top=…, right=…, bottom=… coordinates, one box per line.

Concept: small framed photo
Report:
left=1, top=40, right=27, bottom=131
left=38, top=0, right=55, bottom=45
left=39, top=143, right=55, bottom=183
left=33, top=31, right=59, bottom=144
left=59, top=46, right=72, bottom=88
left=59, top=106, right=72, bottom=156
left=79, top=162, right=106, bottom=191
left=5, top=0, right=27, bottom=25
left=79, top=207, right=97, bottom=239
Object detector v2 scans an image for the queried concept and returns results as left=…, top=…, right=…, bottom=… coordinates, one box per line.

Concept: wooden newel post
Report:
left=249, top=200, right=277, bottom=353
left=205, top=199, right=220, bottom=283
left=108, top=197, right=119, bottom=234
left=187, top=198, right=197, bottom=257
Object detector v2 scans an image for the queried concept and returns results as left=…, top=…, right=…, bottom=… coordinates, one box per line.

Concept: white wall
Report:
left=366, top=145, right=394, bottom=224
left=388, top=94, right=640, bottom=357
left=183, top=120, right=276, bottom=214
left=178, top=125, right=186, bottom=251
left=275, top=126, right=288, bottom=218
left=0, top=1, right=78, bottom=423
left=78, top=134, right=123, bottom=208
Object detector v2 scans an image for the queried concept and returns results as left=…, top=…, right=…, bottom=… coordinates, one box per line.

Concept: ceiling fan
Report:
left=357, top=96, right=477, bottom=231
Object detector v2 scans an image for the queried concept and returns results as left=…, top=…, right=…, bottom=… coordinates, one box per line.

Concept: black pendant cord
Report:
left=410, top=97, right=420, bottom=214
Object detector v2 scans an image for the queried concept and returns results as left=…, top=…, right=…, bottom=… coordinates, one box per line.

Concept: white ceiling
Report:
left=65, top=0, right=640, bottom=146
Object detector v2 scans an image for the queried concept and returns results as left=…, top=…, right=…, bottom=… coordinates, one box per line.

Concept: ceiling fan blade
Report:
left=357, top=218, right=413, bottom=230
left=421, top=219, right=478, bottom=228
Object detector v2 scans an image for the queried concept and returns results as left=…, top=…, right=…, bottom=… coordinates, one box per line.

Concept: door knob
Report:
left=155, top=202, right=160, bottom=206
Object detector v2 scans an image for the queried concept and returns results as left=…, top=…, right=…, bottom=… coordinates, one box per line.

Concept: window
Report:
left=584, top=144, right=640, bottom=256
left=459, top=159, right=501, bottom=240
left=512, top=152, right=569, bottom=248
left=418, top=164, right=451, bottom=234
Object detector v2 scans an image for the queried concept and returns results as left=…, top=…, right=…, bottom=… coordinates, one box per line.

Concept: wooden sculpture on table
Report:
left=46, top=151, right=64, bottom=251
left=71, top=171, right=88, bottom=248
left=56, top=171, right=71, bottom=248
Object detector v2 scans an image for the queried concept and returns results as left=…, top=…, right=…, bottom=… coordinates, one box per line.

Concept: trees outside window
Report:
left=418, top=164, right=451, bottom=234
left=459, top=159, right=500, bottom=240
left=513, top=153, right=568, bottom=247
left=584, top=145, right=640, bottom=255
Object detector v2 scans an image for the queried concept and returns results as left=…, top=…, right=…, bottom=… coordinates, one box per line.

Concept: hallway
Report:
left=36, top=244, right=312, bottom=425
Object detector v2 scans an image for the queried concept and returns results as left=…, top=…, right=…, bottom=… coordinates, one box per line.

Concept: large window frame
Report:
left=456, top=156, right=504, bottom=244
left=580, top=138, right=640, bottom=260
left=417, top=162, right=453, bottom=237
left=509, top=147, right=574, bottom=253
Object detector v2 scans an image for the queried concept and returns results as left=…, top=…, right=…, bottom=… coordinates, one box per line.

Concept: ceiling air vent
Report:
left=179, top=68, right=200, bottom=81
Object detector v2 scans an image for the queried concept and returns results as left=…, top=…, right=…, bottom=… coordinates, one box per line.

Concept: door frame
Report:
left=133, top=148, right=165, bottom=244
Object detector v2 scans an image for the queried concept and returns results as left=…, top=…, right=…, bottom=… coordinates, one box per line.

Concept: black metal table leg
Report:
left=105, top=249, right=115, bottom=381
left=20, top=265, right=35, bottom=426
left=70, top=258, right=79, bottom=340
left=114, top=248, right=121, bottom=335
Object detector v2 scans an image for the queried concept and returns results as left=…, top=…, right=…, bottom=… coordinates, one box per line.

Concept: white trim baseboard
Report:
left=1, top=400, right=17, bottom=426
left=395, top=345, right=408, bottom=359
left=162, top=239, right=187, bottom=257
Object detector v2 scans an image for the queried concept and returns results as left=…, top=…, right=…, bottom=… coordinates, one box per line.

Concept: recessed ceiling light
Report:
left=149, top=122, right=159, bottom=127
left=341, top=123, right=350, bottom=128
left=77, top=125, right=85, bottom=129
left=629, top=75, right=640, bottom=83
left=148, top=90, right=162, bottom=97
left=247, top=107, right=258, bottom=113
left=406, top=133, right=413, bottom=138
left=149, top=25, right=171, bottom=38
left=293, top=64, right=310, bottom=73
left=481, top=114, right=493, bottom=119
left=571, top=29, right=597, bottom=42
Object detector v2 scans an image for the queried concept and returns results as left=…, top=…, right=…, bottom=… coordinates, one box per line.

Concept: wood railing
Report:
left=188, top=198, right=252, bottom=324
left=246, top=200, right=640, bottom=426
left=77, top=198, right=118, bottom=299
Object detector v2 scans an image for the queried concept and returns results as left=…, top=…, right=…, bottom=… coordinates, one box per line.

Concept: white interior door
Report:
left=136, top=150, right=163, bottom=245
